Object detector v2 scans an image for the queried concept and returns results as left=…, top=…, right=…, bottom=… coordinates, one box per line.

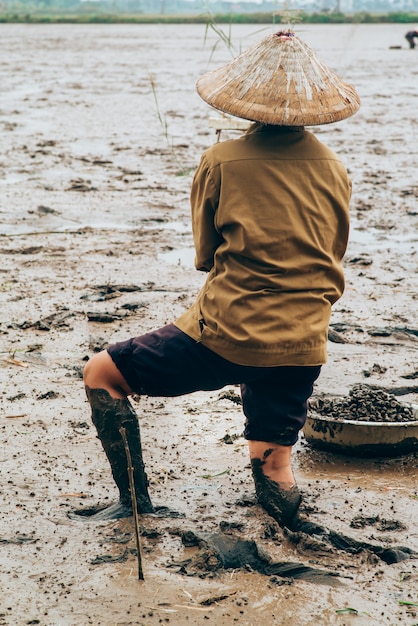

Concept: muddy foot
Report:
left=251, top=459, right=301, bottom=529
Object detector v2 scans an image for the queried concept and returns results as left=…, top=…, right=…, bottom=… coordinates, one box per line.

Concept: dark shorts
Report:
left=107, top=324, right=321, bottom=446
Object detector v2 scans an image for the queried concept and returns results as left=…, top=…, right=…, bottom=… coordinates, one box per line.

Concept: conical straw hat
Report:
left=196, top=31, right=360, bottom=126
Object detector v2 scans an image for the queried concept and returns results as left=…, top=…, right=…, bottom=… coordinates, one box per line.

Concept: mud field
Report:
left=0, top=22, right=417, bottom=626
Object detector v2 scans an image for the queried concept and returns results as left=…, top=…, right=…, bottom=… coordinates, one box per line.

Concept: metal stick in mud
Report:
left=119, top=426, right=144, bottom=581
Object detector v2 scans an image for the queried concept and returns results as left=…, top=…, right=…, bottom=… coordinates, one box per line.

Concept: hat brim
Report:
left=196, top=32, right=360, bottom=126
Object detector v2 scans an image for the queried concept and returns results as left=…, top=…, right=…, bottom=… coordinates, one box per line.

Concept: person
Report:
left=82, top=30, right=360, bottom=527
left=405, top=30, right=418, bottom=48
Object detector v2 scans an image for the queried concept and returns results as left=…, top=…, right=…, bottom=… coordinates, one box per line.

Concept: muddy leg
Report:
left=249, top=442, right=301, bottom=529
left=85, top=386, right=154, bottom=520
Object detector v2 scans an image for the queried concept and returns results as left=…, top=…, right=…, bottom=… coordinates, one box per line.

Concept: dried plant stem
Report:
left=274, top=0, right=303, bottom=28
left=201, top=4, right=236, bottom=60
left=148, top=73, right=189, bottom=176
left=119, top=426, right=144, bottom=581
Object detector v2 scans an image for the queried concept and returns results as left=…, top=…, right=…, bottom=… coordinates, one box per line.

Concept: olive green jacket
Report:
left=175, top=125, right=351, bottom=366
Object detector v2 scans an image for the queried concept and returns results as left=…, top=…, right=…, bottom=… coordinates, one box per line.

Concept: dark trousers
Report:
left=107, top=324, right=321, bottom=446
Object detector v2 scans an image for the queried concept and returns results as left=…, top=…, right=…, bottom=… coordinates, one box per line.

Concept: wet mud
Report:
left=1, top=22, right=418, bottom=626
left=169, top=529, right=345, bottom=585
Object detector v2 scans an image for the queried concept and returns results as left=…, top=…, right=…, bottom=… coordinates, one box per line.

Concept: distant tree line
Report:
left=0, top=0, right=417, bottom=21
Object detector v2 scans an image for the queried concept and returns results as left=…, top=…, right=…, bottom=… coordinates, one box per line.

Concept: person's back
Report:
left=176, top=125, right=351, bottom=367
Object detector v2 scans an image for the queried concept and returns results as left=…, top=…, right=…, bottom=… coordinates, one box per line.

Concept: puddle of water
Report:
left=0, top=218, right=192, bottom=237
left=69, top=137, right=115, bottom=158
left=158, top=220, right=190, bottom=233
left=348, top=224, right=418, bottom=252
left=158, top=246, right=195, bottom=267
left=141, top=220, right=191, bottom=234
left=0, top=173, right=31, bottom=186
left=0, top=220, right=133, bottom=236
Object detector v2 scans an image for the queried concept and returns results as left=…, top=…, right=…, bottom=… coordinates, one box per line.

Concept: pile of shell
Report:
left=310, top=384, right=415, bottom=423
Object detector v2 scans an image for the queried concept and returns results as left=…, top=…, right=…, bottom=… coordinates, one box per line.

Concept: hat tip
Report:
left=274, top=30, right=296, bottom=40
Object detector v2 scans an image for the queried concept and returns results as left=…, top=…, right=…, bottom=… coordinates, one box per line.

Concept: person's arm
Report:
left=190, top=153, right=222, bottom=272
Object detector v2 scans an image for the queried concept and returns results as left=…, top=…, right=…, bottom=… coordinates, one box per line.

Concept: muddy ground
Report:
left=0, top=22, right=417, bottom=626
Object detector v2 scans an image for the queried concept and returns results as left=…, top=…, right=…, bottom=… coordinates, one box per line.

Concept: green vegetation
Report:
left=0, top=11, right=418, bottom=23
left=335, top=607, right=370, bottom=616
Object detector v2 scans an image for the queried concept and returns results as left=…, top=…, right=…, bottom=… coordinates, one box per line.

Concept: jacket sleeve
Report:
left=190, top=153, right=223, bottom=272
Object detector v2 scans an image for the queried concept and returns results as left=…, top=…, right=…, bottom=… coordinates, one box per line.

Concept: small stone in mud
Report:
left=0, top=534, right=37, bottom=545
left=219, top=520, right=246, bottom=533
left=350, top=515, right=407, bottom=531
left=86, top=311, right=125, bottom=323
left=36, top=390, right=59, bottom=400
left=88, top=336, right=109, bottom=352
left=140, top=527, right=163, bottom=539
left=363, top=363, right=387, bottom=377
left=269, top=576, right=294, bottom=586
left=7, top=392, right=26, bottom=402
left=37, top=205, right=60, bottom=216
left=90, top=549, right=129, bottom=565
left=218, top=389, right=242, bottom=405
left=220, top=433, right=240, bottom=444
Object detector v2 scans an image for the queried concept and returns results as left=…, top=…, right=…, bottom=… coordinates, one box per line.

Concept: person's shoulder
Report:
left=304, top=131, right=342, bottom=160
left=203, top=135, right=248, bottom=166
